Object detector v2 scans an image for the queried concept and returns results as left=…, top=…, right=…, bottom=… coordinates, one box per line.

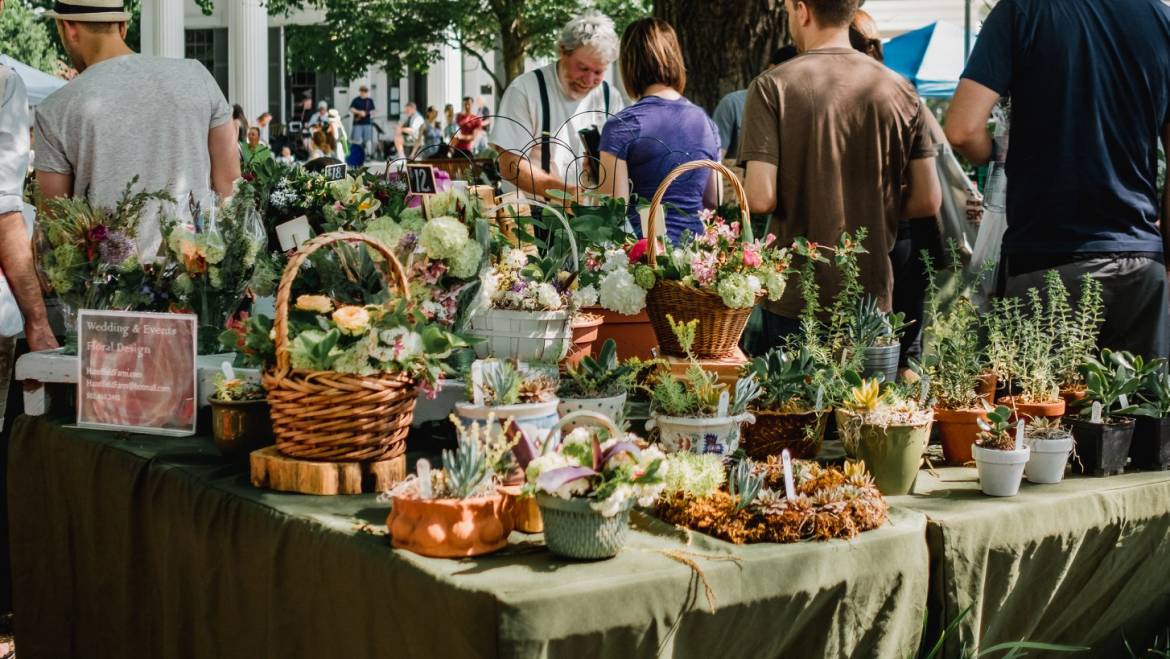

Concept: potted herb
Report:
left=1069, top=350, right=1141, bottom=475
left=740, top=347, right=829, bottom=459
left=1023, top=417, right=1073, bottom=484
left=1045, top=271, right=1105, bottom=405
left=524, top=411, right=667, bottom=559
left=1129, top=363, right=1170, bottom=471
left=455, top=359, right=560, bottom=448
left=208, top=373, right=272, bottom=457
left=557, top=339, right=633, bottom=422
left=835, top=377, right=933, bottom=495
left=987, top=289, right=1065, bottom=422
left=387, top=414, right=516, bottom=558
left=849, top=295, right=911, bottom=385
left=973, top=405, right=1030, bottom=497
left=918, top=249, right=991, bottom=464
left=644, top=316, right=761, bottom=455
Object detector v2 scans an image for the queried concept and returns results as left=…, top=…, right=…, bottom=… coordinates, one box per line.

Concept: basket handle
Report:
left=645, top=160, right=753, bottom=265
left=485, top=197, right=579, bottom=272
left=272, top=231, right=411, bottom=375
left=549, top=410, right=622, bottom=443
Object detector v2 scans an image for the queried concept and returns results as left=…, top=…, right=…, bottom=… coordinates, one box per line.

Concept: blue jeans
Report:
left=350, top=124, right=375, bottom=152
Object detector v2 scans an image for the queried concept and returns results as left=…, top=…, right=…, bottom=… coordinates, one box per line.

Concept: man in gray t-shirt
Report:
left=35, top=11, right=239, bottom=260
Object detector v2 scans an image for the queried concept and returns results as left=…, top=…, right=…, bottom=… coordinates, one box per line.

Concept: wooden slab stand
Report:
left=663, top=347, right=748, bottom=388
left=250, top=446, right=406, bottom=495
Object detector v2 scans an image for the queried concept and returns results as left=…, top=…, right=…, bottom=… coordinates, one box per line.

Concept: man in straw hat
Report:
left=34, top=0, right=240, bottom=259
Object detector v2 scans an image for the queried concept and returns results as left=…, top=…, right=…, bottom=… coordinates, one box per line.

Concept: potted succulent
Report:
left=973, top=405, right=1030, bottom=497
left=208, top=373, right=272, bottom=457
left=524, top=411, right=667, bottom=559
left=1069, top=350, right=1141, bottom=476
left=387, top=414, right=516, bottom=558
left=1128, top=362, right=1170, bottom=471
left=644, top=316, right=761, bottom=455
left=1046, top=271, right=1105, bottom=406
left=557, top=339, right=633, bottom=422
left=918, top=250, right=991, bottom=464
left=455, top=359, right=560, bottom=447
left=1023, top=417, right=1074, bottom=484
left=740, top=347, right=829, bottom=459
left=835, top=378, right=933, bottom=496
left=986, top=289, right=1066, bottom=422
left=848, top=295, right=911, bottom=385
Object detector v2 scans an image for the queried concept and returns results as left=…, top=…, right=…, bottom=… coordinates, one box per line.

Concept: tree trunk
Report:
left=500, top=31, right=528, bottom=87
left=655, top=0, right=789, bottom=113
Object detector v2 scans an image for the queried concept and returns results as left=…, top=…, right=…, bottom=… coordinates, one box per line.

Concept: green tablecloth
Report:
left=7, top=416, right=929, bottom=659
left=892, top=466, right=1170, bottom=657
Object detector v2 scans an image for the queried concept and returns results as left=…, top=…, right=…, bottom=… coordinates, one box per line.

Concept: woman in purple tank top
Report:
left=598, top=18, right=721, bottom=243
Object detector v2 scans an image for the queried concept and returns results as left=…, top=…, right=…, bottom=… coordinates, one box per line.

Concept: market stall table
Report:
left=7, top=415, right=929, bottom=659
left=891, top=466, right=1170, bottom=658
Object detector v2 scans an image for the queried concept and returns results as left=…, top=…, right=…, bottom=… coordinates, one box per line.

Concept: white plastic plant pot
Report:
left=455, top=399, right=560, bottom=446
left=973, top=444, right=1031, bottom=497
left=557, top=393, right=627, bottom=429
left=646, top=413, right=756, bottom=455
left=467, top=308, right=572, bottom=362
left=1024, top=435, right=1073, bottom=484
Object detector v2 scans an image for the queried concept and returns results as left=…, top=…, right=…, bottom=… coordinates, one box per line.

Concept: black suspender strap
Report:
left=534, top=68, right=552, bottom=174
left=603, top=80, right=610, bottom=115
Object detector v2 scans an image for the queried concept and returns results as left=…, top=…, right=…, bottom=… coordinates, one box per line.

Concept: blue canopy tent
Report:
left=883, top=21, right=974, bottom=97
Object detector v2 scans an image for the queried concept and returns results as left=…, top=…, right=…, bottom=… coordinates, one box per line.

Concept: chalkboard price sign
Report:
left=324, top=163, right=348, bottom=181
left=406, top=163, right=438, bottom=195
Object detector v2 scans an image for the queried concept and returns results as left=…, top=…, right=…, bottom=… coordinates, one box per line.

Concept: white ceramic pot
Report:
left=455, top=399, right=560, bottom=446
left=1024, top=435, right=1073, bottom=484
left=557, top=392, right=627, bottom=428
left=466, top=308, right=572, bottom=362
left=646, top=413, right=756, bottom=455
left=973, top=444, right=1030, bottom=497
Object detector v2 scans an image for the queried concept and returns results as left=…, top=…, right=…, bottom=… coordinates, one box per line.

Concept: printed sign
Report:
left=323, top=162, right=348, bottom=181
left=275, top=215, right=312, bottom=251
left=406, top=163, right=438, bottom=195
left=77, top=310, right=197, bottom=436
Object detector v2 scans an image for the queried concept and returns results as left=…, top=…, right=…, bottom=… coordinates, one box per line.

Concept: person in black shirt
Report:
left=946, top=0, right=1170, bottom=359
left=349, top=85, right=375, bottom=156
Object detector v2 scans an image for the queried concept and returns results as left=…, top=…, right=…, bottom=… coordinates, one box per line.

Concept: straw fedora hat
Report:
left=43, top=0, right=131, bottom=22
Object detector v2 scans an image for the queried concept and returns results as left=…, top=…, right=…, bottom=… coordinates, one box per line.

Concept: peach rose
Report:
left=295, top=294, right=334, bottom=314
left=332, top=305, right=371, bottom=336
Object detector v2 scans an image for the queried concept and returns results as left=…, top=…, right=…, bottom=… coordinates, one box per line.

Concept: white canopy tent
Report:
left=0, top=55, right=65, bottom=106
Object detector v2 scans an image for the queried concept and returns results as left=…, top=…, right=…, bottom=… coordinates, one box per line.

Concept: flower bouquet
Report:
left=653, top=453, right=887, bottom=544
left=230, top=231, right=470, bottom=462
left=520, top=411, right=667, bottom=559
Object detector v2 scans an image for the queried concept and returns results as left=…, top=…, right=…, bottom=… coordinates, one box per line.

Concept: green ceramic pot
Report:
left=837, top=410, right=931, bottom=495
left=536, top=493, right=631, bottom=560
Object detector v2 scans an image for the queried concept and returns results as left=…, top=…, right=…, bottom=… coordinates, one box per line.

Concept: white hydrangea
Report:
left=536, top=282, right=563, bottom=310
left=380, top=327, right=424, bottom=361
left=590, top=484, right=633, bottom=517
left=572, top=284, right=599, bottom=309
left=601, top=249, right=629, bottom=272
left=599, top=269, right=647, bottom=315
left=746, top=274, right=762, bottom=295
left=504, top=247, right=529, bottom=269
left=765, top=270, right=787, bottom=302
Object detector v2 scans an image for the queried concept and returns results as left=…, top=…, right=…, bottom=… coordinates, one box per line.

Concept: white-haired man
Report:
left=490, top=13, right=624, bottom=204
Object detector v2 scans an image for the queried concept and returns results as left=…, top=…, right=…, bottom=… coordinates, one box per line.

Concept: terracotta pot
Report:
left=388, top=491, right=513, bottom=558
left=934, top=407, right=989, bottom=465
left=977, top=373, right=998, bottom=405
left=563, top=312, right=604, bottom=368
left=996, top=396, right=1065, bottom=424
left=586, top=306, right=657, bottom=361
left=209, top=398, right=273, bottom=457
left=741, top=409, right=829, bottom=460
left=499, top=484, right=543, bottom=533
left=1059, top=386, right=1088, bottom=410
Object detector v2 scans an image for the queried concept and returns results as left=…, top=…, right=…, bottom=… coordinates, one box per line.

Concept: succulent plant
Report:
left=441, top=431, right=489, bottom=499
left=743, top=347, right=823, bottom=411
left=729, top=459, right=763, bottom=512
left=846, top=379, right=883, bottom=413
left=559, top=339, right=634, bottom=398
left=847, top=295, right=910, bottom=349
left=976, top=405, right=1016, bottom=450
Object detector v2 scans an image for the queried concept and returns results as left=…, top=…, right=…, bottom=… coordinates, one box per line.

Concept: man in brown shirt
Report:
left=740, top=0, right=941, bottom=349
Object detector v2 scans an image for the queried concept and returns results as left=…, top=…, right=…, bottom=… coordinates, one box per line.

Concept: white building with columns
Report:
left=138, top=0, right=498, bottom=136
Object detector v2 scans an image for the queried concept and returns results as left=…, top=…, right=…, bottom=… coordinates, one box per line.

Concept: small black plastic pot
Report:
left=1128, top=415, right=1170, bottom=471
left=1069, top=417, right=1134, bottom=477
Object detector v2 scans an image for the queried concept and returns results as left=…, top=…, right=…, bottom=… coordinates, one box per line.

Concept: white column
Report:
left=228, top=0, right=269, bottom=122
left=139, top=0, right=184, bottom=59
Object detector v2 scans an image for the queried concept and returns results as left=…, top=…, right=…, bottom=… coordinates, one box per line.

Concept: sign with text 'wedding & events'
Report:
left=77, top=310, right=197, bottom=436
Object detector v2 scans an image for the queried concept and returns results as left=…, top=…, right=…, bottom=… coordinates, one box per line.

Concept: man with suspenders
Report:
left=490, top=13, right=624, bottom=212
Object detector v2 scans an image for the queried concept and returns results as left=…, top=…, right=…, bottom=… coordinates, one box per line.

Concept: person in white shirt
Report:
left=490, top=13, right=623, bottom=204
left=394, top=102, right=425, bottom=159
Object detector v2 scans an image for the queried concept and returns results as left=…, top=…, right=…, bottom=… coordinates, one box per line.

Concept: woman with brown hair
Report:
left=598, top=17, right=720, bottom=241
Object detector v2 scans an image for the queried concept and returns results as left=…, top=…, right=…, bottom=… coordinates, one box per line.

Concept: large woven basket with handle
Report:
left=644, top=160, right=762, bottom=359
left=262, top=231, right=417, bottom=462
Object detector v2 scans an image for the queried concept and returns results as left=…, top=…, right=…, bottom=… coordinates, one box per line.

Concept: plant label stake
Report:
left=1091, top=402, right=1103, bottom=424
left=221, top=360, right=235, bottom=381
left=815, top=385, right=824, bottom=412
left=416, top=459, right=433, bottom=499
left=781, top=449, right=796, bottom=501
left=717, top=390, right=729, bottom=418
left=471, top=361, right=485, bottom=406
left=1015, top=420, right=1024, bottom=451
left=1119, top=394, right=1129, bottom=409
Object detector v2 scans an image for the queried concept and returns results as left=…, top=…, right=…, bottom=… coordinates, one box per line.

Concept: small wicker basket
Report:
left=643, top=160, right=762, bottom=359
left=262, top=231, right=418, bottom=462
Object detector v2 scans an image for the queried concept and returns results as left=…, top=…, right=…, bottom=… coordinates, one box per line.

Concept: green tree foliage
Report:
left=0, top=0, right=63, bottom=74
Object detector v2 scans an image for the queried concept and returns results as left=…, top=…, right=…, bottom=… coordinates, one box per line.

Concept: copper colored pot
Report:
left=934, top=407, right=989, bottom=465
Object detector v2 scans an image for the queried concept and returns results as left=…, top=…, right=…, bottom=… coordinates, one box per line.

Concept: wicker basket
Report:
left=741, top=410, right=829, bottom=460
left=262, top=231, right=418, bottom=462
left=644, top=160, right=762, bottom=358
